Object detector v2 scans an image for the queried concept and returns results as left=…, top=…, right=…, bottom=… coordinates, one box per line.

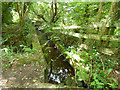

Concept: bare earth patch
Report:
left=1, top=53, right=47, bottom=88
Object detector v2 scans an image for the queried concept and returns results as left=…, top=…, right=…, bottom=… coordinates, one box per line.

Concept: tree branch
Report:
left=24, top=4, right=30, bottom=17
left=16, top=2, right=21, bottom=17
left=97, top=1, right=103, bottom=22
left=54, top=0, right=57, bottom=16
left=53, top=10, right=61, bottom=23
left=39, top=15, right=48, bottom=22
left=51, top=0, right=54, bottom=16
left=100, top=1, right=115, bottom=38
left=51, top=0, right=57, bottom=23
left=22, top=2, right=24, bottom=17
left=33, top=10, right=48, bottom=22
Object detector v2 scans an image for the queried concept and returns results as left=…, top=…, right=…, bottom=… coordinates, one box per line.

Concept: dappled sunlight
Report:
left=11, top=10, right=19, bottom=22
left=1, top=1, right=119, bottom=89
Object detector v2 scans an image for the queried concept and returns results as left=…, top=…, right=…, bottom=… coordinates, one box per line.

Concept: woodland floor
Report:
left=0, top=53, right=47, bottom=88
left=0, top=53, right=77, bottom=88
left=0, top=51, right=119, bottom=89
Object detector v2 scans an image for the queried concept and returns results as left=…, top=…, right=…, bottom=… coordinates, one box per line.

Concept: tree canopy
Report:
left=1, top=1, right=119, bottom=89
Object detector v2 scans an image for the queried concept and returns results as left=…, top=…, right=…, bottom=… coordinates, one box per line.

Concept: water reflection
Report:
left=36, top=29, right=75, bottom=85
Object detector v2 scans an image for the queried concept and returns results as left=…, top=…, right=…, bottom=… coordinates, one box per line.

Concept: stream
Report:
left=36, top=27, right=75, bottom=85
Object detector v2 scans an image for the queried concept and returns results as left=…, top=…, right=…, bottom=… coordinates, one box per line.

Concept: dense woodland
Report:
left=1, top=1, right=120, bottom=89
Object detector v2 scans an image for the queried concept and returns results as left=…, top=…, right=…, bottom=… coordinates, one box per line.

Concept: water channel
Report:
left=36, top=27, right=75, bottom=85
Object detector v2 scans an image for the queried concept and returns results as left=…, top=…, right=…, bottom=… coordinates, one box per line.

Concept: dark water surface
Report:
left=36, top=29, right=75, bottom=85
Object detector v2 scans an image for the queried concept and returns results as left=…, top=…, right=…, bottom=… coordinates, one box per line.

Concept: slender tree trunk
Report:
left=100, top=2, right=115, bottom=37
left=19, top=15, right=25, bottom=26
left=104, top=2, right=118, bottom=47
left=16, top=2, right=29, bottom=26
left=109, top=2, right=118, bottom=35
left=99, top=1, right=115, bottom=47
left=96, top=1, right=103, bottom=33
left=97, top=1, right=103, bottom=22
left=50, top=0, right=58, bottom=23
left=51, top=0, right=54, bottom=17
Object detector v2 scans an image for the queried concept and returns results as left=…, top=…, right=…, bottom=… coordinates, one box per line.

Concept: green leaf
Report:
left=107, top=83, right=116, bottom=88
left=97, top=82, right=104, bottom=86
left=106, top=68, right=113, bottom=76
left=33, top=79, right=37, bottom=82
left=24, top=48, right=32, bottom=52
left=66, top=55, right=70, bottom=59
left=97, top=84, right=104, bottom=88
left=93, top=73, right=97, bottom=79
left=95, top=79, right=99, bottom=83
left=97, top=74, right=107, bottom=84
left=74, top=66, right=79, bottom=69
left=107, top=78, right=118, bottom=85
left=111, top=78, right=118, bottom=85
left=53, top=37, right=61, bottom=41
left=32, top=64, right=34, bottom=67
left=76, top=71, right=81, bottom=76
left=78, top=51, right=82, bottom=55
left=91, top=81, right=96, bottom=85
left=71, top=49, right=76, bottom=54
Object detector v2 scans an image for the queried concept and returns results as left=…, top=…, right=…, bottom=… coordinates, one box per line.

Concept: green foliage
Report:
left=1, top=1, right=119, bottom=89
left=114, top=27, right=120, bottom=36
left=1, top=45, right=40, bottom=71
left=2, top=2, right=13, bottom=24
left=20, top=44, right=38, bottom=54
left=63, top=44, right=118, bottom=88
left=89, top=48, right=118, bottom=89
left=65, top=76, right=76, bottom=86
left=2, top=19, right=34, bottom=52
left=1, top=46, right=18, bottom=70
left=63, top=45, right=89, bottom=85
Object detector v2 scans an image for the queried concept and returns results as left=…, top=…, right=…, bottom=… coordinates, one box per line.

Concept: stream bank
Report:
left=36, top=27, right=76, bottom=86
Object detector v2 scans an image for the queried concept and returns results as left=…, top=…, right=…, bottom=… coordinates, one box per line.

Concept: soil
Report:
left=0, top=52, right=47, bottom=88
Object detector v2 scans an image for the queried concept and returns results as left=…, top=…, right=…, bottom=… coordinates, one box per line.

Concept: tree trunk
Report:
left=16, top=2, right=29, bottom=26
left=99, top=1, right=115, bottom=47
left=19, top=16, right=25, bottom=26
left=109, top=2, right=118, bottom=35
left=96, top=1, right=103, bottom=33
